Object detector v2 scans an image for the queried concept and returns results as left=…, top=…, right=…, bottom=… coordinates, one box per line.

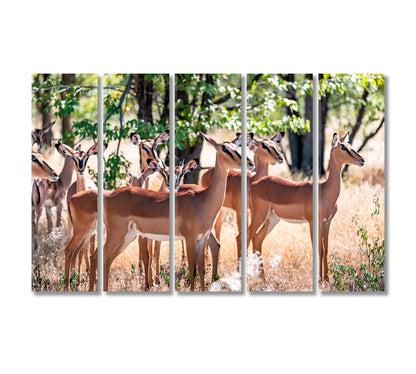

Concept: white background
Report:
left=1, top=1, right=414, bottom=373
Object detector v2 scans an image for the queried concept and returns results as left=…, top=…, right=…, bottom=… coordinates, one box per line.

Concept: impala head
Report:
left=32, top=148, right=59, bottom=181
left=31, top=121, right=55, bottom=151
left=146, top=158, right=198, bottom=191
left=56, top=142, right=108, bottom=175
left=248, top=131, right=285, bottom=164
left=131, top=130, right=169, bottom=167
left=175, top=159, right=198, bottom=188
left=201, top=132, right=255, bottom=171
left=331, top=132, right=365, bottom=167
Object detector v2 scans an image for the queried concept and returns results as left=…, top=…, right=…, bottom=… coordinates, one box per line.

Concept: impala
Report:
left=57, top=141, right=107, bottom=283
left=247, top=132, right=365, bottom=282
left=102, top=133, right=254, bottom=291
left=201, top=131, right=284, bottom=261
left=65, top=158, right=198, bottom=291
left=31, top=142, right=59, bottom=181
left=126, top=158, right=198, bottom=288
left=31, top=121, right=55, bottom=151
left=32, top=142, right=76, bottom=236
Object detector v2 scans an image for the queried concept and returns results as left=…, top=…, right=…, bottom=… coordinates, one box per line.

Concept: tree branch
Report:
left=115, top=75, right=134, bottom=156
left=357, top=117, right=384, bottom=153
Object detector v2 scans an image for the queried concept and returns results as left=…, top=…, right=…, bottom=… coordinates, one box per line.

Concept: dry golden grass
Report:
left=175, top=208, right=242, bottom=292
left=319, top=182, right=384, bottom=291
left=32, top=220, right=96, bottom=292
left=108, top=238, right=170, bottom=292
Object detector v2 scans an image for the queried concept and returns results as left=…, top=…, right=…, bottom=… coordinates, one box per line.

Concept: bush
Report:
left=329, top=194, right=385, bottom=291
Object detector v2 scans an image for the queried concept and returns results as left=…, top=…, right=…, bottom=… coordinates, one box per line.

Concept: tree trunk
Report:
left=62, top=74, right=75, bottom=146
left=319, top=74, right=330, bottom=176
left=281, top=74, right=303, bottom=173
left=34, top=74, right=52, bottom=148
left=301, top=73, right=313, bottom=173
left=134, top=74, right=154, bottom=124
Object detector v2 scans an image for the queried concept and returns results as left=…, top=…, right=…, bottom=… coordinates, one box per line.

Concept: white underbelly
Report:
left=280, top=218, right=307, bottom=224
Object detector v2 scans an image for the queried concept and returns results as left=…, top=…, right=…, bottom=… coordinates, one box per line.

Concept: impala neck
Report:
left=76, top=173, right=87, bottom=193
left=140, top=149, right=149, bottom=170
left=204, top=155, right=229, bottom=212
left=59, top=157, right=75, bottom=189
left=323, top=151, right=343, bottom=206
left=251, top=152, right=269, bottom=182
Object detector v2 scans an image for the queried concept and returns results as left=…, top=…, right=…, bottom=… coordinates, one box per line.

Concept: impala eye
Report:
left=341, top=144, right=346, bottom=151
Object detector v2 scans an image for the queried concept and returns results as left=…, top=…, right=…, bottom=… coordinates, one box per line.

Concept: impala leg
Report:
left=247, top=207, right=269, bottom=252
left=322, top=222, right=331, bottom=282
left=235, top=207, right=242, bottom=262
left=104, top=227, right=134, bottom=292
left=196, top=237, right=208, bottom=291
left=318, top=222, right=323, bottom=282
left=89, top=248, right=97, bottom=291
left=86, top=234, right=95, bottom=274
left=154, top=240, right=161, bottom=285
left=214, top=209, right=224, bottom=243
left=252, top=211, right=280, bottom=277
left=207, top=233, right=220, bottom=282
left=45, top=206, right=53, bottom=233
left=185, top=238, right=197, bottom=291
left=56, top=201, right=63, bottom=228
left=138, top=236, right=151, bottom=291
left=65, top=232, right=89, bottom=291
left=181, top=240, right=186, bottom=264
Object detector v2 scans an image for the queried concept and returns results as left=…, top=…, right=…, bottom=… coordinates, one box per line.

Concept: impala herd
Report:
left=32, top=123, right=365, bottom=292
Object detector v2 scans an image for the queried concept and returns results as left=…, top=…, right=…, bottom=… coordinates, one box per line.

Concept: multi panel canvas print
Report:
left=103, top=74, right=170, bottom=292
left=246, top=74, right=314, bottom=292
left=32, top=74, right=99, bottom=292
left=174, top=74, right=244, bottom=292
left=31, top=73, right=385, bottom=294
left=318, top=74, right=385, bottom=292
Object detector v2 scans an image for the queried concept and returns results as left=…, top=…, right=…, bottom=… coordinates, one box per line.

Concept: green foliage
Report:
left=247, top=74, right=312, bottom=137
left=59, top=268, right=66, bottom=291
left=329, top=193, right=385, bottom=292
left=131, top=263, right=136, bottom=274
left=32, top=265, right=50, bottom=291
left=319, top=74, right=384, bottom=137
left=32, top=74, right=98, bottom=140
left=175, top=74, right=241, bottom=150
left=69, top=268, right=80, bottom=292
left=160, top=268, right=170, bottom=286
left=103, top=74, right=169, bottom=190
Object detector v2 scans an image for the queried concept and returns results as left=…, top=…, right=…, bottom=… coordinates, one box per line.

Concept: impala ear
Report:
left=32, top=141, right=40, bottom=153
left=248, top=136, right=259, bottom=151
left=271, top=131, right=285, bottom=143
left=55, top=142, right=75, bottom=158
left=123, top=164, right=132, bottom=177
left=332, top=133, right=339, bottom=148
left=179, top=159, right=185, bottom=168
left=153, top=130, right=169, bottom=148
left=201, top=132, right=220, bottom=148
left=130, top=133, right=141, bottom=145
left=340, top=131, right=350, bottom=144
left=230, top=132, right=242, bottom=146
left=246, top=132, right=255, bottom=146
left=43, top=121, right=55, bottom=136
left=86, top=144, right=99, bottom=156
left=183, top=159, right=198, bottom=173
